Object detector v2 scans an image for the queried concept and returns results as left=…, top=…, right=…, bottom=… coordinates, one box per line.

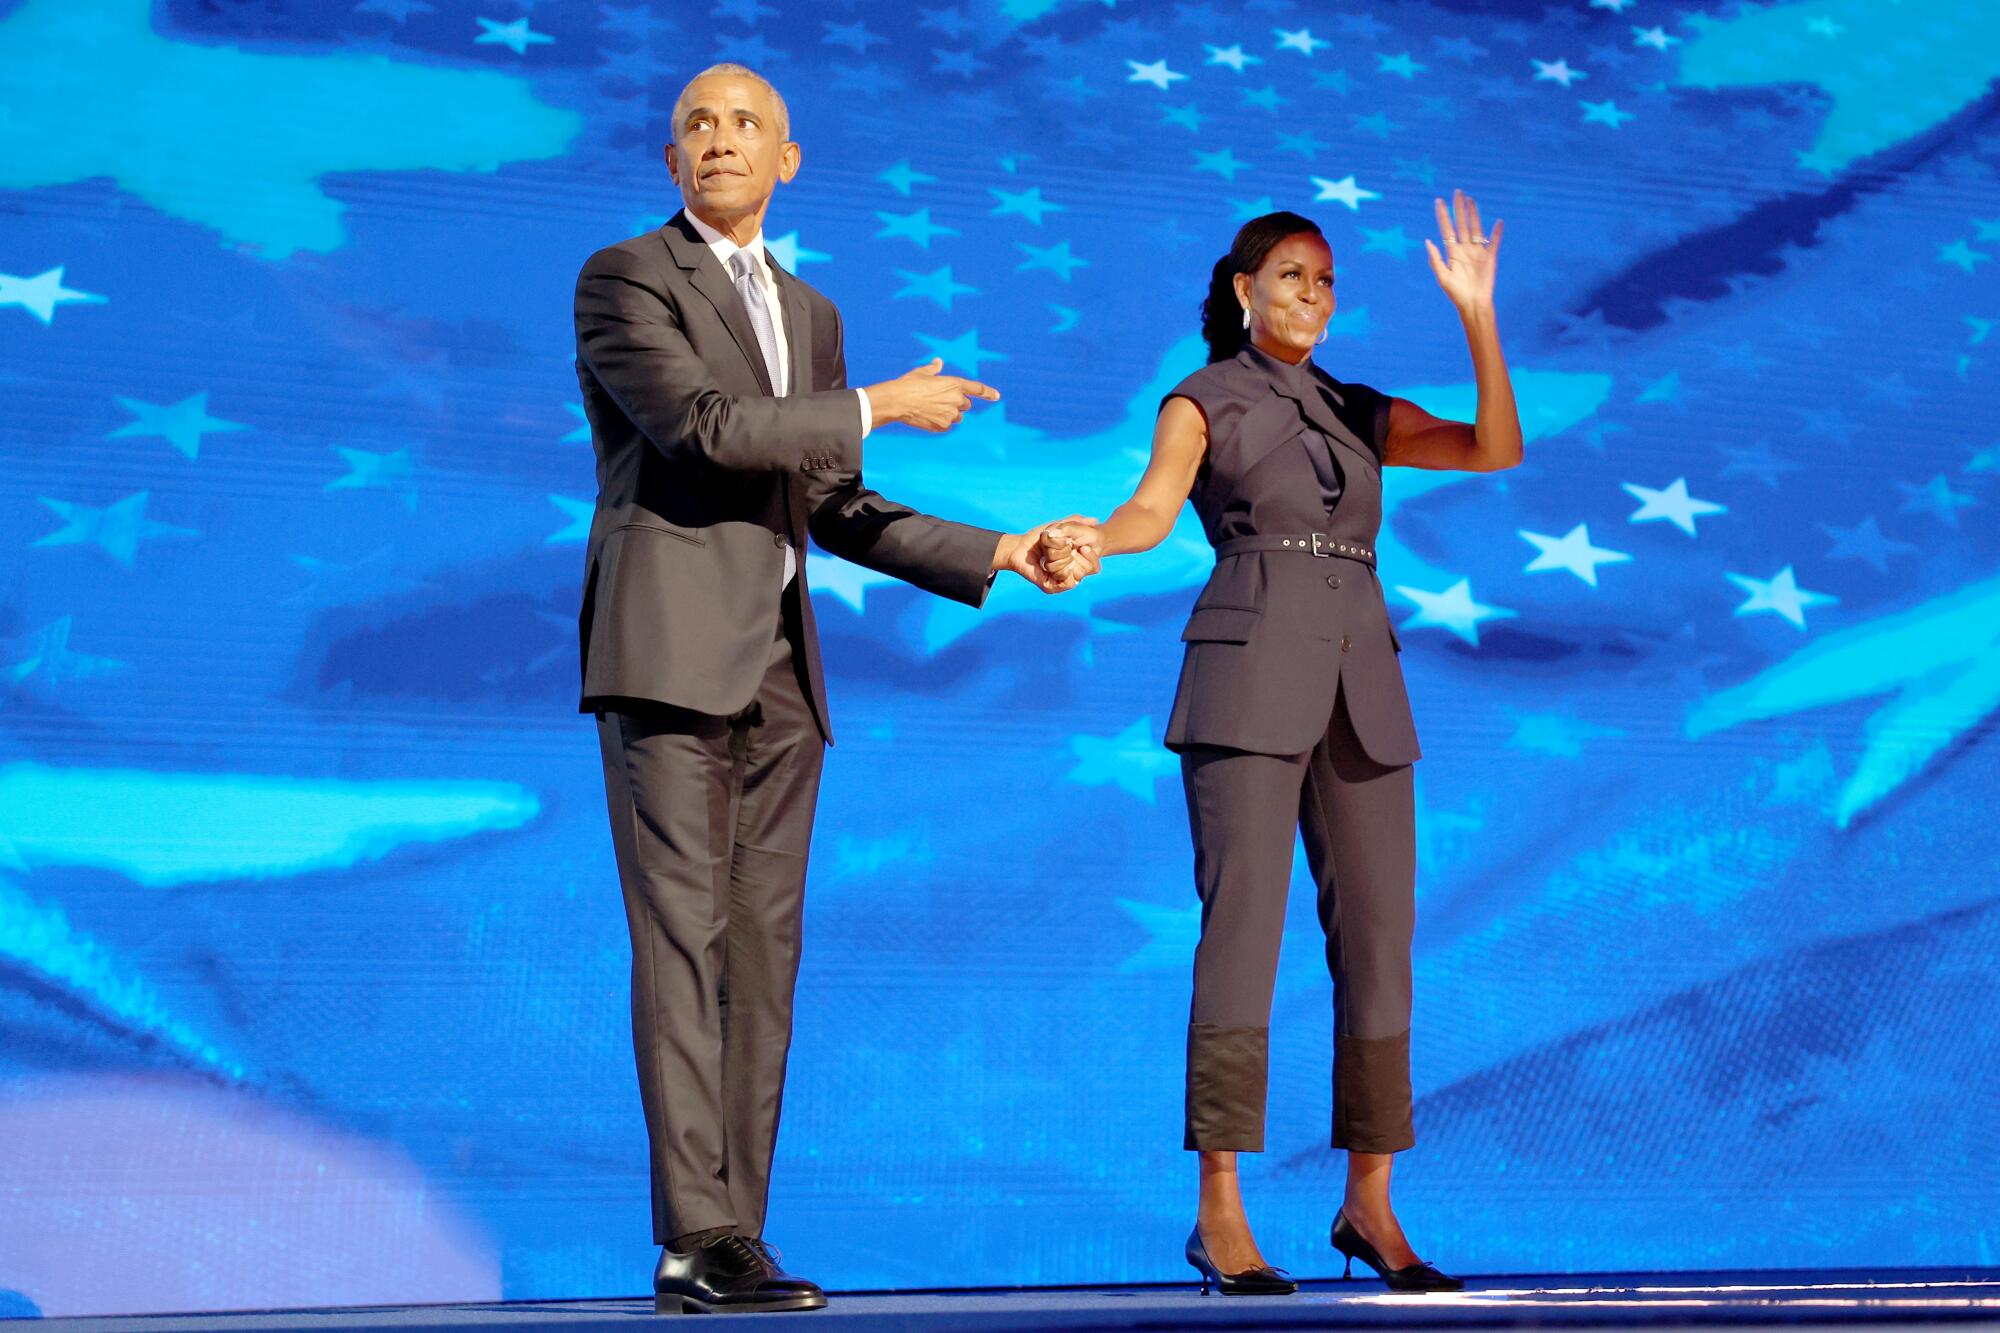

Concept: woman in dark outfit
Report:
left=1043, top=194, right=1522, bottom=1294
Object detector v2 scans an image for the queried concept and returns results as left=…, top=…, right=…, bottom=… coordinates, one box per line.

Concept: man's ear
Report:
left=664, top=142, right=681, bottom=185
left=777, top=141, right=801, bottom=185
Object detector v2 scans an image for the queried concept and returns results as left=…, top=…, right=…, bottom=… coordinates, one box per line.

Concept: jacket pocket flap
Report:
left=1181, top=606, right=1260, bottom=643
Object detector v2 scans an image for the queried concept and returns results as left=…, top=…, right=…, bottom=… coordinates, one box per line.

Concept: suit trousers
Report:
left=1181, top=683, right=1417, bottom=1155
left=595, top=588, right=823, bottom=1242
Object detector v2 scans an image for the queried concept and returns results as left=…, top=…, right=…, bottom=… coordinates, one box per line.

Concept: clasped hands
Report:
left=991, top=517, right=1104, bottom=593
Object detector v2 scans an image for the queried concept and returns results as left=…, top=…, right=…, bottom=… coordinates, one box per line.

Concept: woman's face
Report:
left=1236, top=232, right=1336, bottom=359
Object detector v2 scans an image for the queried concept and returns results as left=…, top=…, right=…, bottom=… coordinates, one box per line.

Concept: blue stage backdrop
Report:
left=2, top=0, right=1997, bottom=1318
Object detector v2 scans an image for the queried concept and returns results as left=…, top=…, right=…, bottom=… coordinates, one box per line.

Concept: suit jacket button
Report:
left=774, top=533, right=786, bottom=547
left=1326, top=575, right=1342, bottom=589
left=1340, top=635, right=1352, bottom=652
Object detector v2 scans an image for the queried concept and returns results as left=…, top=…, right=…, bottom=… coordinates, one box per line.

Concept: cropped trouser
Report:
left=1180, top=684, right=1417, bottom=1155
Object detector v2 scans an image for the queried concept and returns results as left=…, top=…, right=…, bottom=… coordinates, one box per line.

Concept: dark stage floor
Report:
left=24, top=1270, right=2000, bottom=1332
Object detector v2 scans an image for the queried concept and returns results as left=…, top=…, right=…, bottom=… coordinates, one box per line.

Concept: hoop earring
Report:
left=1240, top=306, right=1251, bottom=330
left=1316, top=328, right=1328, bottom=345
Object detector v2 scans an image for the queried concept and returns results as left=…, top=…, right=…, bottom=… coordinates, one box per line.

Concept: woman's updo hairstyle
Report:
left=1199, top=210, right=1324, bottom=363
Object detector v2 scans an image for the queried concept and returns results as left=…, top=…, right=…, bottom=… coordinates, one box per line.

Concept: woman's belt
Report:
left=1213, top=533, right=1377, bottom=567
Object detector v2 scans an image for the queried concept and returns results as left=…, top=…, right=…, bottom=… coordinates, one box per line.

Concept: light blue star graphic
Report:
left=1114, top=897, right=1201, bottom=974
left=1820, top=515, right=1915, bottom=572
left=875, top=208, right=959, bottom=248
left=1632, top=24, right=1681, bottom=50
left=1016, top=240, right=1089, bottom=281
left=1393, top=578, right=1517, bottom=645
left=1228, top=195, right=1276, bottom=221
left=990, top=186, right=1065, bottom=224
left=562, top=401, right=590, bottom=444
left=805, top=553, right=900, bottom=613
left=1376, top=52, right=1426, bottom=78
left=356, top=0, right=436, bottom=21
left=914, top=329, right=1008, bottom=377
left=2, top=617, right=124, bottom=692
left=1716, top=438, right=1800, bottom=489
left=933, top=48, right=988, bottom=78
left=894, top=266, right=979, bottom=311
left=1205, top=43, right=1262, bottom=71
left=1896, top=473, right=1975, bottom=528
left=1725, top=565, right=1838, bottom=630
left=822, top=20, right=886, bottom=53
left=1275, top=26, right=1328, bottom=55
left=0, top=266, right=106, bottom=324
left=283, top=548, right=432, bottom=609
left=1193, top=147, right=1251, bottom=180
left=474, top=17, right=553, bottom=55
left=107, top=392, right=246, bottom=460
left=1125, top=58, right=1187, bottom=90
left=1360, top=226, right=1416, bottom=259
left=1312, top=174, right=1381, bottom=210
left=1505, top=710, right=1626, bottom=758
left=545, top=494, right=593, bottom=544
left=1311, top=69, right=1352, bottom=94
left=1968, top=443, right=2000, bottom=474
left=1519, top=523, right=1632, bottom=586
left=1350, top=112, right=1400, bottom=139
left=0, top=0, right=580, bottom=258
left=767, top=232, right=830, bottom=270
left=1161, top=103, right=1206, bottom=132
left=1241, top=85, right=1287, bottom=112
left=328, top=447, right=418, bottom=509
left=1533, top=58, right=1587, bottom=87
left=877, top=160, right=936, bottom=196
left=1048, top=305, right=1080, bottom=334
left=1591, top=0, right=1635, bottom=10
left=1277, top=130, right=1327, bottom=156
left=1581, top=98, right=1635, bottom=128
left=1068, top=717, right=1176, bottom=802
left=1624, top=477, right=1726, bottom=535
left=34, top=491, right=195, bottom=568
left=1938, top=239, right=1990, bottom=273
left=1688, top=572, right=2000, bottom=825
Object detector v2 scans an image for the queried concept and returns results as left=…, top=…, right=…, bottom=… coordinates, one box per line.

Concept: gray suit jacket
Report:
left=1161, top=346, right=1421, bottom=765
left=572, top=211, right=1000, bottom=740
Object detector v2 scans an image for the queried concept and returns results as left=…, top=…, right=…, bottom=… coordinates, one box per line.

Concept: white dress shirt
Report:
left=685, top=212, right=873, bottom=590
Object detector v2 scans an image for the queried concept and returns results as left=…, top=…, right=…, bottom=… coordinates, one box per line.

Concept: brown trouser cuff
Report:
left=1184, top=1023, right=1269, bottom=1151
left=1333, top=1029, right=1415, bottom=1153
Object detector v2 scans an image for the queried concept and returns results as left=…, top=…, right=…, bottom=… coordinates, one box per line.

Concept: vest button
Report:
left=1326, top=575, right=1342, bottom=589
left=1340, top=635, right=1352, bottom=652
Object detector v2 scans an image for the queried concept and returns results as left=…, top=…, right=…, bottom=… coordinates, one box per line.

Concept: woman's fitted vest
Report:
left=1162, top=343, right=1421, bottom=764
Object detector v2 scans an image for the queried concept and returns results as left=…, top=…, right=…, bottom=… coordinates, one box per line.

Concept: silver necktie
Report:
left=728, top=249, right=785, bottom=396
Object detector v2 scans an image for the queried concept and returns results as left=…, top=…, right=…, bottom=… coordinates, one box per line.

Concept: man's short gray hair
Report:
left=670, top=63, right=791, bottom=142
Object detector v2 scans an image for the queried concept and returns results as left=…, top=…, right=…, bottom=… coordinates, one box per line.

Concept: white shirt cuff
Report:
left=855, top=387, right=872, bottom=439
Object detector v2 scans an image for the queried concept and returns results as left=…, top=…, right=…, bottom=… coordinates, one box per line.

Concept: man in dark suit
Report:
left=572, top=63, right=1096, bottom=1315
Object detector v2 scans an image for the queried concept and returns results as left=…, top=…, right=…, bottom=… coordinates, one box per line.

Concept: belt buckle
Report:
left=1309, top=533, right=1332, bottom=558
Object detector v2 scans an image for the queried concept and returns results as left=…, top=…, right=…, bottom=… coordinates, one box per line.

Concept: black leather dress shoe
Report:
left=1185, top=1226, right=1298, bottom=1296
left=653, top=1233, right=828, bottom=1315
left=1330, top=1210, right=1464, bottom=1293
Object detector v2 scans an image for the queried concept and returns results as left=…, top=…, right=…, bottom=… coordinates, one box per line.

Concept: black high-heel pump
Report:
left=1185, top=1226, right=1298, bottom=1296
left=1330, top=1210, right=1464, bottom=1293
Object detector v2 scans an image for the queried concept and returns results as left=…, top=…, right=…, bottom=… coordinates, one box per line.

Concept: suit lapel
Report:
left=771, top=258, right=812, bottom=397
left=660, top=212, right=775, bottom=396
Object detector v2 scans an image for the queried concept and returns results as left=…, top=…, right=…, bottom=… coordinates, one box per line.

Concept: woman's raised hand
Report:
left=1424, top=188, right=1501, bottom=313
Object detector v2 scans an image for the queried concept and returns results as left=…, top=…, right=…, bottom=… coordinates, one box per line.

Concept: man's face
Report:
left=665, top=75, right=798, bottom=223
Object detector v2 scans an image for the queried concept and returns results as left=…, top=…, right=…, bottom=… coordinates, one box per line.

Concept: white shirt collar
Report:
left=683, top=210, right=768, bottom=279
